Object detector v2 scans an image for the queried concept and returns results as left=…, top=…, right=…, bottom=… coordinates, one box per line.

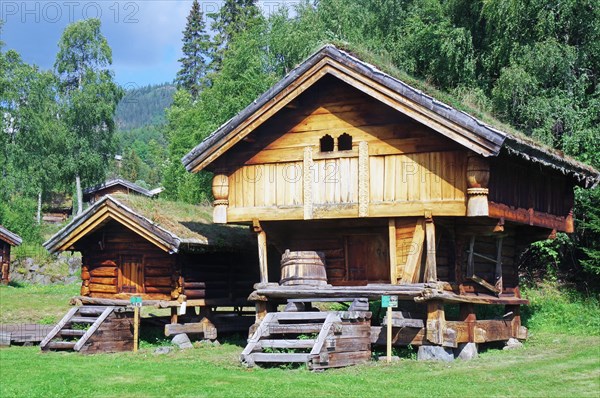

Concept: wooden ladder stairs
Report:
left=241, top=311, right=372, bottom=370
left=40, top=306, right=115, bottom=351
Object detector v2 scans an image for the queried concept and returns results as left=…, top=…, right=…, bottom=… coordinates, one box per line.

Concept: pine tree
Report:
left=210, top=0, right=261, bottom=71
left=176, top=0, right=211, bottom=98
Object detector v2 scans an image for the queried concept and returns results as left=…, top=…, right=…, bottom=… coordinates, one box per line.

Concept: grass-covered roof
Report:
left=44, top=194, right=254, bottom=254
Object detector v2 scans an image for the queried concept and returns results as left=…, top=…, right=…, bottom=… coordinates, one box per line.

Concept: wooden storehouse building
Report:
left=42, top=194, right=259, bottom=352
left=182, top=45, right=600, bottom=367
left=83, top=178, right=161, bottom=204
left=0, top=225, right=22, bottom=284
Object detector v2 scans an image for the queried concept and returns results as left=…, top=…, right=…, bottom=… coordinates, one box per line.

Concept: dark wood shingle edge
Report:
left=0, top=225, right=22, bottom=246
left=82, top=178, right=155, bottom=198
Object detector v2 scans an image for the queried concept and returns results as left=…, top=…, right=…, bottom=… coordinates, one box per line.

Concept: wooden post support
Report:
left=253, top=219, right=268, bottom=284
left=426, top=300, right=445, bottom=346
left=388, top=218, right=397, bottom=284
left=424, top=215, right=437, bottom=282
left=495, top=237, right=504, bottom=292
left=255, top=301, right=268, bottom=323
left=386, top=305, right=393, bottom=362
left=133, top=306, right=140, bottom=352
left=505, top=304, right=522, bottom=338
left=460, top=303, right=476, bottom=342
left=170, top=306, right=178, bottom=325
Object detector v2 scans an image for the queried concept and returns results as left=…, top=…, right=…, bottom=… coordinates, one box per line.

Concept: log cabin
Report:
left=83, top=178, right=161, bottom=204
left=182, top=45, right=600, bottom=365
left=0, top=225, right=22, bottom=284
left=42, top=194, right=259, bottom=352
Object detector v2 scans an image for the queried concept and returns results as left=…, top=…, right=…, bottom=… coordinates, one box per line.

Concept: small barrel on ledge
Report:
left=279, top=250, right=327, bottom=286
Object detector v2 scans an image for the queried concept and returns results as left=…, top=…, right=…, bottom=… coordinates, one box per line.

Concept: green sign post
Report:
left=382, top=295, right=398, bottom=362
left=130, top=296, right=142, bottom=352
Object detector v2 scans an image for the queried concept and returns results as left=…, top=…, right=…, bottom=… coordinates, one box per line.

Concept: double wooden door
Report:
left=119, top=256, right=144, bottom=293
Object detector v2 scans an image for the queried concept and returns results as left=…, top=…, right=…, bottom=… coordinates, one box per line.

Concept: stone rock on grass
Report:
left=172, top=333, right=193, bottom=349
left=417, top=345, right=454, bottom=362
left=153, top=346, right=173, bottom=355
left=454, top=343, right=478, bottom=360
left=503, top=338, right=524, bottom=350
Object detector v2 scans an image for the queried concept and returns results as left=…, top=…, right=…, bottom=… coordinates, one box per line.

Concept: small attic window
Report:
left=320, top=134, right=334, bottom=152
left=338, top=133, right=352, bottom=151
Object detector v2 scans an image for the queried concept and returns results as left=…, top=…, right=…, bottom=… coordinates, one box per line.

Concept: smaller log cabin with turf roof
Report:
left=41, top=194, right=259, bottom=353
left=182, top=45, right=600, bottom=368
left=83, top=178, right=161, bottom=204
left=0, top=225, right=22, bottom=284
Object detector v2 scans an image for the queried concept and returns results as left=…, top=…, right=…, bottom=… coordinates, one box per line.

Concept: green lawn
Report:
left=0, top=333, right=598, bottom=398
left=0, top=283, right=79, bottom=324
left=1, top=283, right=599, bottom=397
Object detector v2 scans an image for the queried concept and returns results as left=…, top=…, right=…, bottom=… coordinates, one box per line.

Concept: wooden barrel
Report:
left=280, top=250, right=327, bottom=286
left=466, top=155, right=490, bottom=188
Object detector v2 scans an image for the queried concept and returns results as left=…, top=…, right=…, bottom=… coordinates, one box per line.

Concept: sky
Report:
left=1, top=1, right=294, bottom=88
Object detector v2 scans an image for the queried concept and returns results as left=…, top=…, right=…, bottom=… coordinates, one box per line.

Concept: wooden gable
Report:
left=221, top=76, right=470, bottom=222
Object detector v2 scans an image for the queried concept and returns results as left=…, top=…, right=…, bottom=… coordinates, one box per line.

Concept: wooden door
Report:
left=345, top=234, right=389, bottom=284
left=119, top=256, right=144, bottom=293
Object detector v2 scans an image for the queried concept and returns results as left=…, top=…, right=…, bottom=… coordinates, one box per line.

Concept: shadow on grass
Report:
left=7, top=280, right=27, bottom=288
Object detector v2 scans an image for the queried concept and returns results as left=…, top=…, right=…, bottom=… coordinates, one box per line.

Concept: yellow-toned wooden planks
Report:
left=369, top=156, right=385, bottom=202
left=400, top=218, right=425, bottom=284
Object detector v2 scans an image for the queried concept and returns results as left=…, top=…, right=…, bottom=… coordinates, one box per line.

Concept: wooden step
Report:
left=77, top=306, right=109, bottom=316
left=59, top=329, right=86, bottom=337
left=258, top=339, right=316, bottom=349
left=269, top=323, right=323, bottom=334
left=45, top=341, right=76, bottom=350
left=69, top=317, right=98, bottom=324
left=273, top=312, right=329, bottom=321
left=250, top=353, right=310, bottom=363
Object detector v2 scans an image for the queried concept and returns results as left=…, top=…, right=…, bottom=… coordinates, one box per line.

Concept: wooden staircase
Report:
left=241, top=311, right=371, bottom=370
left=40, top=306, right=115, bottom=351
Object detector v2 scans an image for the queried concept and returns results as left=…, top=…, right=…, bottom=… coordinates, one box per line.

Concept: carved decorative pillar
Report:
left=466, top=155, right=490, bottom=216
left=212, top=174, right=229, bottom=224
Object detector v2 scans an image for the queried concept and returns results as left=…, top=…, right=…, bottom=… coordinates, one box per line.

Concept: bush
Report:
left=522, top=282, right=600, bottom=335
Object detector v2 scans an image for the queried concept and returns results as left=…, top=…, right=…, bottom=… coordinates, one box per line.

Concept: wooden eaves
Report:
left=0, top=225, right=23, bottom=247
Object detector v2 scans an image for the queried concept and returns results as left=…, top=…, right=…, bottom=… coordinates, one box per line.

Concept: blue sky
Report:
left=1, top=1, right=296, bottom=87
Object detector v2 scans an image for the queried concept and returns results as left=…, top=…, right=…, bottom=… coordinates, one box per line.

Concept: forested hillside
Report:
left=111, top=83, right=174, bottom=188
left=115, top=83, right=175, bottom=130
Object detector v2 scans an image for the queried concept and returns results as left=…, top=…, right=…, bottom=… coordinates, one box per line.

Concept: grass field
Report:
left=1, top=282, right=599, bottom=397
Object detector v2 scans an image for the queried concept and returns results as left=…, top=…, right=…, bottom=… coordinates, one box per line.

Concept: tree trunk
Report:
left=76, top=175, right=83, bottom=215
left=37, top=191, right=42, bottom=224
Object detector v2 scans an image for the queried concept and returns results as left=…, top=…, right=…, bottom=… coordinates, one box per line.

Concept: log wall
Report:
left=78, top=221, right=175, bottom=300
left=179, top=251, right=259, bottom=302
left=1, top=242, right=10, bottom=284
